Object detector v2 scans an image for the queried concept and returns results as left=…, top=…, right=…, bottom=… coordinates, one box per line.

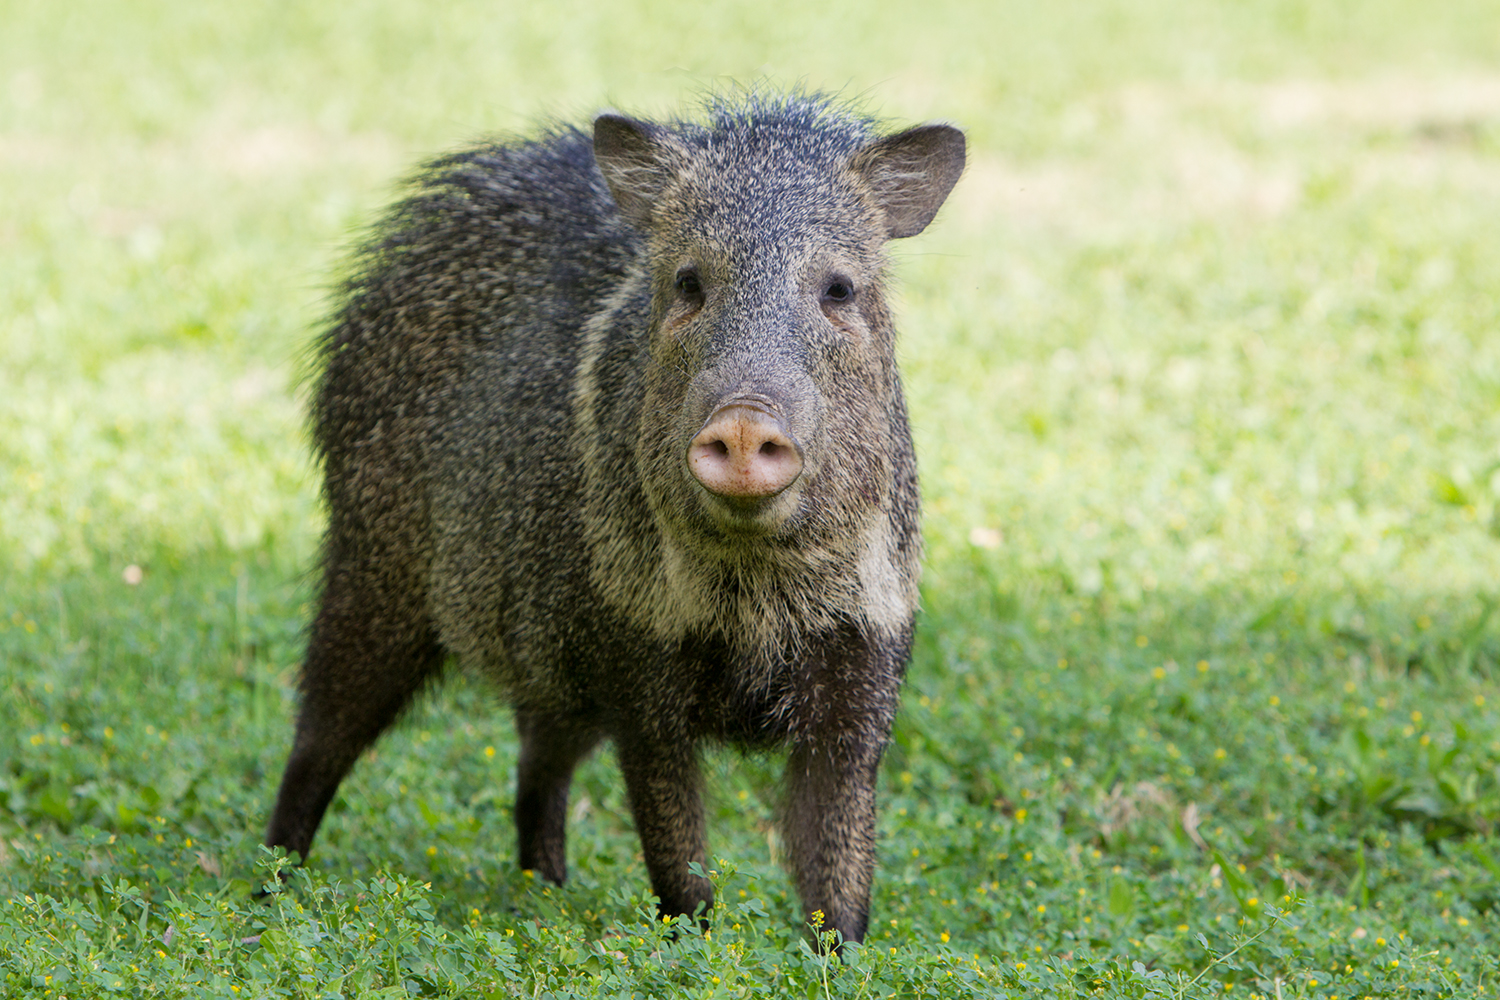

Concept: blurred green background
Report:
left=4, top=0, right=1499, bottom=602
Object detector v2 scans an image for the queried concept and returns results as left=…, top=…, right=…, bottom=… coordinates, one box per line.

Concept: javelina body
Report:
left=265, top=92, right=964, bottom=945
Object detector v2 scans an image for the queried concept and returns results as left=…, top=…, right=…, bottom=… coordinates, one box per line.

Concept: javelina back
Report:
left=265, top=91, right=964, bottom=945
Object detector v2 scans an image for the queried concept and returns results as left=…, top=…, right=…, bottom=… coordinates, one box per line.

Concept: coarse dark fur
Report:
left=264, top=90, right=965, bottom=946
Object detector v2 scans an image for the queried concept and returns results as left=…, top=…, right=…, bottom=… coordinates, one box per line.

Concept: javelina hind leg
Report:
left=615, top=731, right=713, bottom=925
left=514, top=710, right=602, bottom=884
left=265, top=562, right=442, bottom=865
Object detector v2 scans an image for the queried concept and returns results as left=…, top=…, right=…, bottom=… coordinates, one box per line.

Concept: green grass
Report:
left=4, top=0, right=1500, bottom=996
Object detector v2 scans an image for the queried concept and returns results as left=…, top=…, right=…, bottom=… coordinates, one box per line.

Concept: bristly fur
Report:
left=266, top=90, right=964, bottom=948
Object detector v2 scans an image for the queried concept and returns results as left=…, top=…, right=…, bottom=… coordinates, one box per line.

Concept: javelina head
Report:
left=595, top=96, right=964, bottom=551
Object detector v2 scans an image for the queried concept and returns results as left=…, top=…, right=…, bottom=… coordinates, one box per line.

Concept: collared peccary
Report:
left=265, top=91, right=964, bottom=945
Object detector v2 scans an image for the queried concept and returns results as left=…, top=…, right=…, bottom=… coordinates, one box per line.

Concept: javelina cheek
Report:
left=805, top=318, right=873, bottom=371
left=660, top=311, right=698, bottom=343
left=821, top=313, right=868, bottom=349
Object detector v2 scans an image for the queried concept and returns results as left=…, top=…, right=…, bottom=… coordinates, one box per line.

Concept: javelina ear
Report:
left=594, top=114, right=689, bottom=229
left=850, top=124, right=967, bottom=239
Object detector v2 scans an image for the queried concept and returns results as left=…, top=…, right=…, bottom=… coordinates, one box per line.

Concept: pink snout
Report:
left=688, top=402, right=804, bottom=499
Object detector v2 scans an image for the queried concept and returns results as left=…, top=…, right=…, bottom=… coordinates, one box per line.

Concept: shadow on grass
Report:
left=4, top=543, right=1498, bottom=926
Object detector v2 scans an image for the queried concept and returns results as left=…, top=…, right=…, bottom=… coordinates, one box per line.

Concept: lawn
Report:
left=3, top=0, right=1499, bottom=996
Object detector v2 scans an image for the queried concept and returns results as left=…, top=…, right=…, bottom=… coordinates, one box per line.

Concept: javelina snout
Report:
left=264, top=90, right=964, bottom=948
left=688, top=395, right=805, bottom=500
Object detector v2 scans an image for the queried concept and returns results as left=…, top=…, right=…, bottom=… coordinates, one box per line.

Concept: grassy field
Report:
left=4, top=0, right=1500, bottom=996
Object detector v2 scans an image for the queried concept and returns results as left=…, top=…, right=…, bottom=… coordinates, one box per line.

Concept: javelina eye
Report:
left=822, top=278, right=854, bottom=303
left=675, top=268, right=703, bottom=299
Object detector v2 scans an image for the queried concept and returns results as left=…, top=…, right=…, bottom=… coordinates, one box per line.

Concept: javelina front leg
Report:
left=265, top=562, right=442, bottom=866
left=783, top=739, right=883, bottom=946
left=514, top=710, right=602, bottom=884
left=615, top=732, right=713, bottom=924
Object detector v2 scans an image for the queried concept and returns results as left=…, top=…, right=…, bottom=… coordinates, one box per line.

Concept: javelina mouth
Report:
left=703, top=489, right=784, bottom=519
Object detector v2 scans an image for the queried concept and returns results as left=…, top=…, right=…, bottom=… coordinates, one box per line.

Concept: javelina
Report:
left=265, top=91, right=964, bottom=945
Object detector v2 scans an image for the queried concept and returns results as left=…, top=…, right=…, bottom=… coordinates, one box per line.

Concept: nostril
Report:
left=711, top=440, right=729, bottom=459
left=759, top=441, right=780, bottom=456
